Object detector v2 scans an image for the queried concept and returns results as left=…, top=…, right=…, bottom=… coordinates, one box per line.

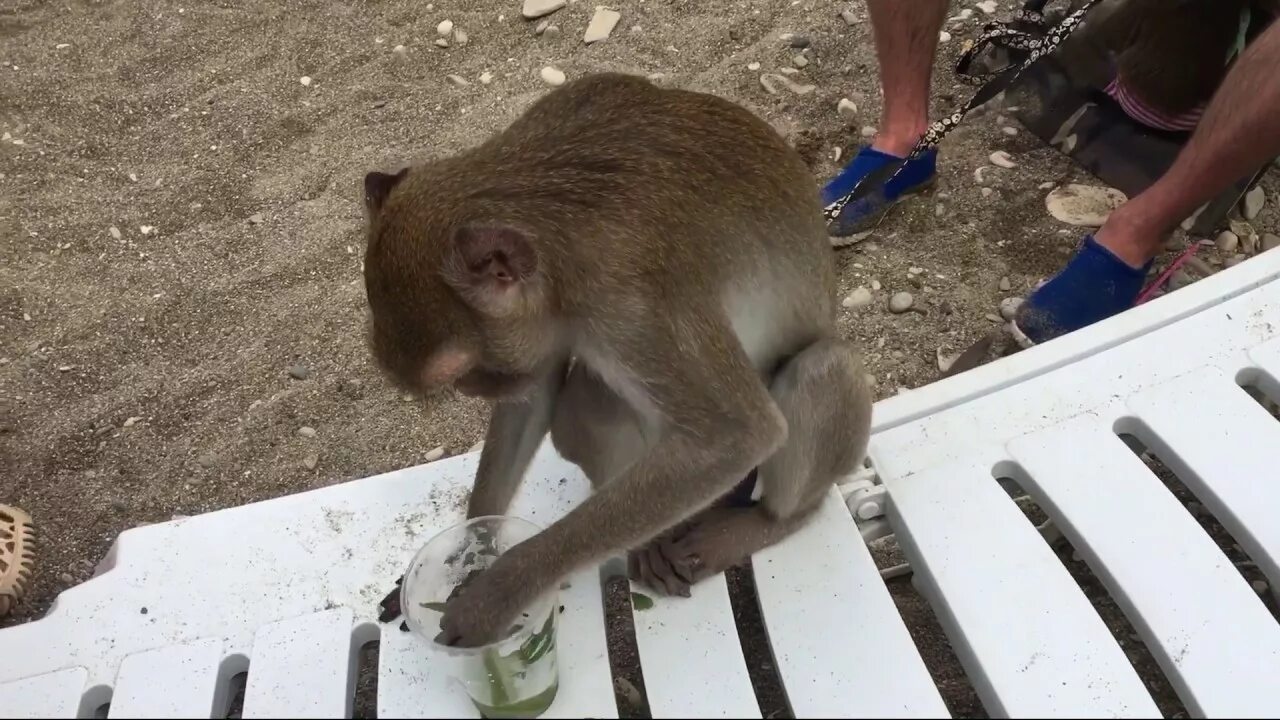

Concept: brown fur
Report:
left=363, top=73, right=871, bottom=646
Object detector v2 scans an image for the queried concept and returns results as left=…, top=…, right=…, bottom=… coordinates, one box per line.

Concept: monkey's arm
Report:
left=438, top=317, right=786, bottom=645
left=466, top=365, right=566, bottom=518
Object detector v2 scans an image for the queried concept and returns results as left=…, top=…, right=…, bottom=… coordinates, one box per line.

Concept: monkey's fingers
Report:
left=642, top=544, right=693, bottom=598
left=656, top=537, right=697, bottom=585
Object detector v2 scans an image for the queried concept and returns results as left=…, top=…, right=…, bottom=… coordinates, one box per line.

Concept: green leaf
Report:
left=629, top=592, right=654, bottom=611
left=418, top=601, right=448, bottom=612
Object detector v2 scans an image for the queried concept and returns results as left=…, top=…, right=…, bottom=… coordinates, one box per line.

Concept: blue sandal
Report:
left=1012, top=235, right=1153, bottom=347
left=822, top=145, right=938, bottom=242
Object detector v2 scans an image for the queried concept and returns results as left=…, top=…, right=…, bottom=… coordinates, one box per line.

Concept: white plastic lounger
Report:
left=3, top=249, right=1280, bottom=719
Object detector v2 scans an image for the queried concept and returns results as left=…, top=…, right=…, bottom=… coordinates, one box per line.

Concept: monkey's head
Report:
left=361, top=168, right=557, bottom=400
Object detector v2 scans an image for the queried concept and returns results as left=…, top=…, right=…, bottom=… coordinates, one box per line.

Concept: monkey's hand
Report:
left=436, top=550, right=537, bottom=647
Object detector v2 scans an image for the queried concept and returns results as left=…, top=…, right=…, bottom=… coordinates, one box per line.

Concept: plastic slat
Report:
left=1128, top=368, right=1280, bottom=585
left=242, top=608, right=356, bottom=718
left=1, top=667, right=87, bottom=719
left=753, top=489, right=946, bottom=718
left=108, top=638, right=224, bottom=718
left=630, top=574, right=760, bottom=718
left=886, top=460, right=1156, bottom=717
left=1009, top=417, right=1280, bottom=717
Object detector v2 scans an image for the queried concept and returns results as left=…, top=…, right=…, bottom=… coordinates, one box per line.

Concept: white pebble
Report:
left=540, top=65, right=566, bottom=86
left=861, top=125, right=877, bottom=138
left=842, top=286, right=874, bottom=309
left=108, top=226, right=121, bottom=240
left=299, top=75, right=312, bottom=86
left=1243, top=185, right=1266, bottom=220
left=870, top=279, right=882, bottom=291
left=583, top=6, right=621, bottom=44
left=999, top=276, right=1012, bottom=291
left=139, top=225, right=155, bottom=235
left=888, top=292, right=914, bottom=313
left=977, top=1, right=998, bottom=14
left=1216, top=230, right=1240, bottom=253
left=392, top=44, right=407, bottom=56
left=935, top=203, right=945, bottom=217
left=123, top=416, right=143, bottom=428
left=1001, top=126, right=1018, bottom=136
left=447, top=74, right=470, bottom=87
left=840, top=8, right=858, bottom=25
left=453, top=28, right=469, bottom=46
left=981, top=187, right=995, bottom=198
left=792, top=54, right=808, bottom=68
left=522, top=0, right=566, bottom=19
left=479, top=71, right=494, bottom=85
left=56, top=43, right=71, bottom=49
left=999, top=297, right=1023, bottom=320
left=434, top=38, right=450, bottom=47
left=1038, top=181, right=1056, bottom=190
left=297, top=426, right=317, bottom=438
left=939, top=31, right=952, bottom=42
left=425, top=446, right=446, bottom=462
left=128, top=172, right=138, bottom=182
left=747, top=61, right=761, bottom=71
left=535, top=19, right=550, bottom=34
left=989, top=150, right=1016, bottom=168
left=436, top=19, right=454, bottom=36
left=837, top=98, right=858, bottom=119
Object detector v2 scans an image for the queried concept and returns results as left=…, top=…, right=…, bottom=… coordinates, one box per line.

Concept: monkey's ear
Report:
left=451, top=225, right=539, bottom=290
left=364, top=168, right=408, bottom=213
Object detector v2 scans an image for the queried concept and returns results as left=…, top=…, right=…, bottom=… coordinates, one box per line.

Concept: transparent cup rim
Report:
left=400, top=514, right=556, bottom=655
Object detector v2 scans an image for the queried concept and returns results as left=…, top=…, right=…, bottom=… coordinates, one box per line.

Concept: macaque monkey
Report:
left=362, top=73, right=872, bottom=647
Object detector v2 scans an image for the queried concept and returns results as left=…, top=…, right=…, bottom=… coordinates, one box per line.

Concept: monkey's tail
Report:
left=0, top=504, right=37, bottom=618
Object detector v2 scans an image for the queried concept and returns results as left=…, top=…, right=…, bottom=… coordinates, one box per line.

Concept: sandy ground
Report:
left=3, top=0, right=1278, bottom=715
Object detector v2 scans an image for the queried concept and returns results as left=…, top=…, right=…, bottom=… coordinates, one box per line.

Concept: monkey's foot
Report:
left=628, top=528, right=698, bottom=598
left=377, top=574, right=407, bottom=629
left=1012, top=234, right=1150, bottom=348
left=630, top=506, right=793, bottom=598
left=0, top=504, right=36, bottom=618
left=821, top=145, right=938, bottom=241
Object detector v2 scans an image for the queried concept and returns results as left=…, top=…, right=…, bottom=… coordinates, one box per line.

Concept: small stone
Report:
left=128, top=172, right=138, bottom=182
left=535, top=19, right=550, bottom=34
left=938, top=31, right=952, bottom=42
left=985, top=313, right=1003, bottom=323
left=1045, top=184, right=1128, bottom=227
left=837, top=98, right=857, bottom=120
left=977, top=0, right=998, bottom=14
left=424, top=446, right=446, bottom=462
left=842, top=286, right=873, bottom=309
left=1242, top=185, right=1266, bottom=220
left=297, top=426, right=317, bottom=438
left=1263, top=233, right=1280, bottom=252
left=1038, top=181, right=1056, bottom=190
left=139, top=225, right=155, bottom=235
left=780, top=67, right=800, bottom=76
left=287, top=364, right=311, bottom=380
left=542, top=24, right=561, bottom=39
left=447, top=74, right=470, bottom=87
left=60, top=573, right=74, bottom=584
left=299, top=75, right=312, bottom=86
left=434, top=38, right=450, bottom=47
left=1252, top=579, right=1270, bottom=595
left=760, top=73, right=815, bottom=95
left=540, top=66, right=566, bottom=86
left=197, top=452, right=219, bottom=468
left=888, top=292, right=914, bottom=313
left=393, top=44, right=407, bottom=56
left=989, top=150, right=1016, bottom=169
left=747, top=61, right=761, bottom=71
left=1001, top=126, right=1018, bottom=136
left=108, top=226, right=121, bottom=240
left=583, top=7, right=621, bottom=44
left=1168, top=270, right=1194, bottom=290
left=522, top=0, right=566, bottom=19
left=981, top=187, right=994, bottom=198
left=453, top=29, right=468, bottom=46
left=615, top=676, right=643, bottom=706
left=1224, top=254, right=1248, bottom=269
left=999, top=276, right=1012, bottom=291
left=122, top=416, right=143, bottom=428
left=870, top=279, right=882, bottom=291
left=248, top=213, right=264, bottom=224
left=303, top=454, right=319, bottom=470
left=1216, top=230, right=1240, bottom=253
left=908, top=266, right=924, bottom=275
left=861, top=125, right=877, bottom=138
left=479, top=71, right=494, bottom=85
left=792, top=54, right=809, bottom=68
left=436, top=19, right=454, bottom=36
left=999, top=297, right=1023, bottom=321
left=840, top=9, right=858, bottom=25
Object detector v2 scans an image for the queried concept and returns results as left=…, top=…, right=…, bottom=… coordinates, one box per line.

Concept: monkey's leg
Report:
left=631, top=338, right=873, bottom=596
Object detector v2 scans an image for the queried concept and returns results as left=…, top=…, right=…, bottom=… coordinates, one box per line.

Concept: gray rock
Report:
left=542, top=24, right=561, bottom=39
left=999, top=297, right=1023, bottom=321
left=792, top=54, right=809, bottom=68
left=60, top=573, right=74, bottom=584
left=1242, top=185, right=1266, bottom=220
left=197, top=451, right=219, bottom=468
left=297, top=426, right=317, bottom=438
left=447, top=74, right=470, bottom=87
left=453, top=28, right=468, bottom=46
left=985, top=313, right=1003, bottom=323
left=999, top=276, right=1012, bottom=292
left=540, top=66, right=566, bottom=86
left=522, top=0, right=566, bottom=19
left=1216, top=230, right=1240, bottom=253
left=248, top=213, right=264, bottom=224
left=840, top=8, right=858, bottom=25
left=842, top=286, right=873, bottom=309
left=535, top=19, right=550, bottom=34
left=287, top=364, right=311, bottom=380
left=425, top=446, right=446, bottom=462
left=583, top=7, right=621, bottom=44
left=888, top=292, right=914, bottom=313
left=303, top=454, right=319, bottom=470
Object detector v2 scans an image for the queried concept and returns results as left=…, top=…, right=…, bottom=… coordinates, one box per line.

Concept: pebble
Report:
left=939, top=31, right=952, bottom=42
left=60, top=573, right=74, bottom=584
left=1216, top=230, right=1240, bottom=253
left=779, top=67, right=800, bottom=76
left=287, top=364, right=311, bottom=380
left=935, top=203, right=945, bottom=217
left=123, top=416, right=143, bottom=428
left=540, top=66, right=566, bottom=86
left=425, top=446, right=446, bottom=462
left=1242, top=185, right=1266, bottom=220
left=479, top=71, right=494, bottom=85
left=1045, top=184, right=1127, bottom=227
left=888, top=292, right=914, bottom=313
left=140, top=225, right=155, bottom=235
left=615, top=677, right=643, bottom=706
left=985, top=313, right=1003, bottom=323
left=981, top=187, right=994, bottom=198
left=128, top=172, right=138, bottom=182
left=436, top=19, right=454, bottom=36
left=583, top=7, right=621, bottom=44
left=1002, top=126, right=1018, bottom=136
left=108, top=226, right=121, bottom=240
left=840, top=8, right=858, bottom=25
left=303, top=454, right=319, bottom=470
left=977, top=0, right=998, bottom=14
left=860, top=125, right=877, bottom=138
left=989, top=150, right=1016, bottom=168
left=1224, top=254, right=1248, bottom=269
left=543, top=24, right=561, bottom=39
left=837, top=98, right=858, bottom=119
left=999, top=276, right=1012, bottom=291
left=842, top=286, right=874, bottom=309
left=1263, top=233, right=1280, bottom=252
left=297, top=426, right=317, bottom=438
left=522, top=0, right=566, bottom=19
left=999, top=297, right=1023, bottom=321
left=1037, top=181, right=1056, bottom=190
left=535, top=19, right=550, bottom=34
left=1252, top=579, right=1270, bottom=595
left=447, top=74, right=470, bottom=87
left=197, top=452, right=219, bottom=468
left=434, top=38, right=450, bottom=48
left=792, top=54, right=809, bottom=68
left=758, top=73, right=815, bottom=95
left=870, top=278, right=882, bottom=291
left=747, top=61, right=761, bottom=71
left=248, top=213, right=264, bottom=224
left=299, top=76, right=312, bottom=86
left=393, top=44, right=407, bottom=56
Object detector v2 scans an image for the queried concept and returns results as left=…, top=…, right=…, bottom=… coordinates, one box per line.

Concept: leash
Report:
left=823, top=0, right=1103, bottom=226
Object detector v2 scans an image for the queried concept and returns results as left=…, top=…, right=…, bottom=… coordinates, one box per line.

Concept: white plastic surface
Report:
left=2, top=251, right=1279, bottom=717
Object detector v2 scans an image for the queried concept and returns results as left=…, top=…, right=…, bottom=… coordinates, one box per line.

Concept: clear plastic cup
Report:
left=401, top=516, right=560, bottom=719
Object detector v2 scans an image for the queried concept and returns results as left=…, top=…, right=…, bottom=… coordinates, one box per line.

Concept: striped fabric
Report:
left=1104, top=75, right=1205, bottom=133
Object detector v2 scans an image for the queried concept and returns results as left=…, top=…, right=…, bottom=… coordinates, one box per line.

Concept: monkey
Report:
left=362, top=72, right=872, bottom=648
